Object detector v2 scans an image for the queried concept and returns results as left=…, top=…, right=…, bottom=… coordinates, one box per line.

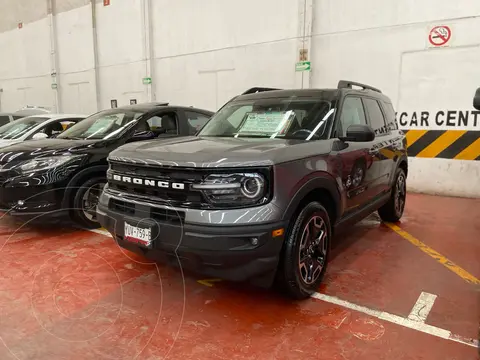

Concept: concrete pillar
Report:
left=47, top=0, right=61, bottom=112
left=294, top=0, right=314, bottom=89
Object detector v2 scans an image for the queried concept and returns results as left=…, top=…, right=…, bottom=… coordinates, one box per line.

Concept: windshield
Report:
left=0, top=116, right=50, bottom=140
left=57, top=109, right=144, bottom=140
left=198, top=97, right=336, bottom=140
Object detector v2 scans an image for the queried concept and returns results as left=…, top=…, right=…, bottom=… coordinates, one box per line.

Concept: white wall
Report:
left=310, top=0, right=480, bottom=198
left=0, top=0, right=479, bottom=197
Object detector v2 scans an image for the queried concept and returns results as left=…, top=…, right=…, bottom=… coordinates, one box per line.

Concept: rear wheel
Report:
left=378, top=168, right=406, bottom=222
left=71, top=177, right=106, bottom=229
left=276, top=201, right=331, bottom=300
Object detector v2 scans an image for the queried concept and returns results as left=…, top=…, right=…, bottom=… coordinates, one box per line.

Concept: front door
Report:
left=332, top=96, right=378, bottom=213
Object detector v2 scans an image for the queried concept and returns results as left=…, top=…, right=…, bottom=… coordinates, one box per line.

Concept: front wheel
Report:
left=71, top=177, right=106, bottom=229
left=378, top=168, right=407, bottom=222
left=276, top=201, right=331, bottom=300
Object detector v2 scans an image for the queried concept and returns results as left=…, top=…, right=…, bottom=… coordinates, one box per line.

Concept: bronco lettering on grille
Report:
left=112, top=174, right=185, bottom=190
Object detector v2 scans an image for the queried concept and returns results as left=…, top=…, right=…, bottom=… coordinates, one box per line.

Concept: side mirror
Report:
left=340, top=124, right=375, bottom=142
left=473, top=88, right=480, bottom=110
left=32, top=132, right=49, bottom=140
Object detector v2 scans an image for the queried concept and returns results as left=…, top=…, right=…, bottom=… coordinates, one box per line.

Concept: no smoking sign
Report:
left=428, top=25, right=452, bottom=47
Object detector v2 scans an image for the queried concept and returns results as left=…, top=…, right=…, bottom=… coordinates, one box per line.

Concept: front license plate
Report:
left=124, top=222, right=152, bottom=248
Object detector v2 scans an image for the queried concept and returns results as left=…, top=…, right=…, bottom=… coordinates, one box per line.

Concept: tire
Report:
left=378, top=167, right=407, bottom=222
left=71, top=176, right=106, bottom=229
left=276, top=201, right=331, bottom=300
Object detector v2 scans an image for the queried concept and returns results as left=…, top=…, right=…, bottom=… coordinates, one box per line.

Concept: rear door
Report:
left=362, top=97, right=397, bottom=194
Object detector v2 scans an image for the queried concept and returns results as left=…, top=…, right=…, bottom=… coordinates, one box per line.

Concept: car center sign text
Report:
left=396, top=110, right=480, bottom=129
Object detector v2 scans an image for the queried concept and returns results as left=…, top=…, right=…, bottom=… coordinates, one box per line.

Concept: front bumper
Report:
left=0, top=183, right=66, bottom=215
left=97, top=202, right=286, bottom=285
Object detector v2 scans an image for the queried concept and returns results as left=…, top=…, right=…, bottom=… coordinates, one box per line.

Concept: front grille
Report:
left=108, top=162, right=206, bottom=208
left=109, top=198, right=185, bottom=223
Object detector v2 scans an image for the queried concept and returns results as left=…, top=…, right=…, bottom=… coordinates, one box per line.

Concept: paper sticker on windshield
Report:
left=238, top=111, right=294, bottom=135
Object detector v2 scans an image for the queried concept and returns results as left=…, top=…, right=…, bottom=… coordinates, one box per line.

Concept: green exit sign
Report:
left=295, top=61, right=311, bottom=72
left=143, top=77, right=152, bottom=85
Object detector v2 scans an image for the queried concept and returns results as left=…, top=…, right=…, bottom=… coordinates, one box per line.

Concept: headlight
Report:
left=13, top=155, right=81, bottom=173
left=192, top=173, right=269, bottom=206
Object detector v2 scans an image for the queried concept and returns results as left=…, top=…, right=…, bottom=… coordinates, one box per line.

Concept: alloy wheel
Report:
left=298, top=215, right=328, bottom=285
left=82, top=182, right=106, bottom=221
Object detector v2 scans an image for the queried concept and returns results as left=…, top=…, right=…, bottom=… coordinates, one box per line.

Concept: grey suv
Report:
left=97, top=81, right=408, bottom=299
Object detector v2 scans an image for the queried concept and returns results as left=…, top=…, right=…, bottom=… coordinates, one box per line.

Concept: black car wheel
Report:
left=276, top=201, right=331, bottom=300
left=71, top=177, right=106, bottom=229
left=378, top=167, right=407, bottom=222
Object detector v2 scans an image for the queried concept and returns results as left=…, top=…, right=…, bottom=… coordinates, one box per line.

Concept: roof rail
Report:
left=337, top=80, right=381, bottom=93
left=242, top=87, right=281, bottom=95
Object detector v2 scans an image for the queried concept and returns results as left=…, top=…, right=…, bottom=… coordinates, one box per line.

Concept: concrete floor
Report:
left=0, top=193, right=478, bottom=359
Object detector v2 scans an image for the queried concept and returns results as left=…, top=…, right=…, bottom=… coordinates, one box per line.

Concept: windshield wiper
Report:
left=59, top=136, right=84, bottom=140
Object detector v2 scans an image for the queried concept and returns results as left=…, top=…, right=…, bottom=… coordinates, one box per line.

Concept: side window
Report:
left=185, top=111, right=211, bottom=135
left=337, top=97, right=366, bottom=137
left=381, top=101, right=398, bottom=131
left=0, top=116, right=10, bottom=126
left=363, top=98, right=388, bottom=136
left=60, top=118, right=83, bottom=131
left=147, top=112, right=178, bottom=135
left=36, top=120, right=65, bottom=137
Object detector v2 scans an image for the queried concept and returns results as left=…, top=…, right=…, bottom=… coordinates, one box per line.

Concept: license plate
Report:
left=124, top=222, right=152, bottom=248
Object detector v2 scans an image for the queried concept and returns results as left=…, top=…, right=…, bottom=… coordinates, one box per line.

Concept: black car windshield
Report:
left=57, top=109, right=144, bottom=140
left=0, top=116, right=50, bottom=140
left=198, top=97, right=336, bottom=140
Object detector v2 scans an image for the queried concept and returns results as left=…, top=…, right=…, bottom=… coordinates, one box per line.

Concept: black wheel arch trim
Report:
left=281, top=175, right=342, bottom=224
left=61, top=164, right=108, bottom=209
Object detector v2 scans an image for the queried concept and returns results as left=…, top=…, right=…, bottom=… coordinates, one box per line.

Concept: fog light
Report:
left=251, top=237, right=259, bottom=246
left=17, top=200, right=25, bottom=206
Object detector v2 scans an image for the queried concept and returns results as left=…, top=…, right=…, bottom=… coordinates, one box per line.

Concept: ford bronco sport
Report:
left=97, top=81, right=408, bottom=299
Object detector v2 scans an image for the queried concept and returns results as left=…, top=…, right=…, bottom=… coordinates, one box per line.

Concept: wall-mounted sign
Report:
left=143, top=77, right=152, bottom=85
left=130, top=99, right=137, bottom=105
left=428, top=25, right=452, bottom=47
left=295, top=61, right=311, bottom=72
left=18, top=23, right=23, bottom=29
left=103, top=0, right=110, bottom=6
left=51, top=83, right=58, bottom=89
left=299, top=48, right=308, bottom=62
left=111, top=99, right=117, bottom=108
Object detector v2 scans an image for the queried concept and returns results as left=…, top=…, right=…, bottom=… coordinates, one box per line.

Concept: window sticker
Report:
left=237, top=111, right=294, bottom=135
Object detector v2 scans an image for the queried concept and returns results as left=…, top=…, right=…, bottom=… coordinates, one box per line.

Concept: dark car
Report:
left=0, top=102, right=213, bottom=228
left=97, top=81, right=408, bottom=299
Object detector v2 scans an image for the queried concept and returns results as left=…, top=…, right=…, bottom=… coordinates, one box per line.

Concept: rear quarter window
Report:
left=382, top=101, right=398, bottom=131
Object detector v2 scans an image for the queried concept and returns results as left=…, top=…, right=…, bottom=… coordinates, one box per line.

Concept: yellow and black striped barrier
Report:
left=403, top=129, right=480, bottom=161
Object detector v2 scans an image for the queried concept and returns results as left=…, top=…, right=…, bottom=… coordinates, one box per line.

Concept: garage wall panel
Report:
left=99, top=62, right=149, bottom=110
left=314, top=0, right=480, bottom=35
left=60, top=70, right=97, bottom=115
left=0, top=18, right=52, bottom=111
left=95, top=0, right=145, bottom=67
left=154, top=40, right=297, bottom=111
left=152, top=0, right=298, bottom=59
left=56, top=4, right=95, bottom=74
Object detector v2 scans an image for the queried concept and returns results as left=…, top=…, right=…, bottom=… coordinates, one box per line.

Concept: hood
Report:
left=109, top=136, right=333, bottom=168
left=0, top=139, right=22, bottom=149
left=0, top=138, right=102, bottom=164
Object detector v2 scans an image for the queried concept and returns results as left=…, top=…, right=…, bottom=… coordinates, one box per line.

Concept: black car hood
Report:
left=109, top=136, right=333, bottom=168
left=0, top=139, right=102, bottom=164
